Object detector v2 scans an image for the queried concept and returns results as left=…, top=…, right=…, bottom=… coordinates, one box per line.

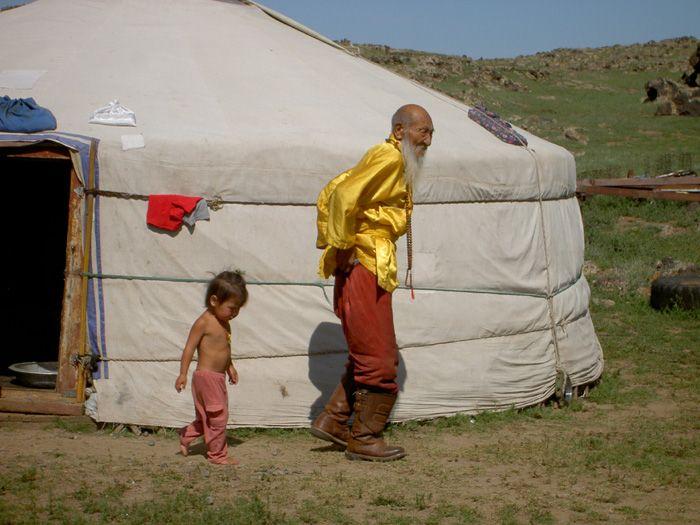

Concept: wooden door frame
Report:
left=0, top=143, right=85, bottom=400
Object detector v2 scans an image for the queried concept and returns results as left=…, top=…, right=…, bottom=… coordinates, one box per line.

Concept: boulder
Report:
left=681, top=43, right=699, bottom=87
left=564, top=127, right=588, bottom=144
left=644, top=77, right=700, bottom=116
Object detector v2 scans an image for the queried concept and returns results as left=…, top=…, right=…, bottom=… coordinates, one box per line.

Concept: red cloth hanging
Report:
left=147, top=194, right=202, bottom=231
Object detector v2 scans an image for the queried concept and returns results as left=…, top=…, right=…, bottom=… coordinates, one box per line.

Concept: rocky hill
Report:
left=338, top=37, right=700, bottom=178
left=346, top=37, right=695, bottom=100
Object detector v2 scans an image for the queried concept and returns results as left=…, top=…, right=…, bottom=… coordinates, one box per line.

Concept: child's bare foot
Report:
left=179, top=444, right=189, bottom=457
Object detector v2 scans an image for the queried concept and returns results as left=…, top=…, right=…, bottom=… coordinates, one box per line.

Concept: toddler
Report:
left=176, top=270, right=248, bottom=465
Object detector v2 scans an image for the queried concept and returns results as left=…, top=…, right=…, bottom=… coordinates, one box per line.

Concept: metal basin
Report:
left=8, top=361, right=58, bottom=389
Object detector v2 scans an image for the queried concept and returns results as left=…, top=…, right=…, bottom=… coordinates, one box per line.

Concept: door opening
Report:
left=0, top=153, right=72, bottom=391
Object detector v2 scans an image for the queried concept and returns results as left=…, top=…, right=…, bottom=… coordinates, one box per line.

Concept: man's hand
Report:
left=175, top=374, right=187, bottom=393
left=227, top=365, right=239, bottom=385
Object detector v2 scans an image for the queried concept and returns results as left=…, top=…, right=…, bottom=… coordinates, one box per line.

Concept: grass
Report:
left=49, top=416, right=98, bottom=434
left=585, top=367, right=657, bottom=406
left=582, top=197, right=699, bottom=289
left=424, top=503, right=481, bottom=524
left=387, top=403, right=577, bottom=441
left=2, top=481, right=291, bottom=525
left=230, top=427, right=307, bottom=440
left=497, top=504, right=520, bottom=525
left=576, top=418, right=700, bottom=487
left=297, top=499, right=355, bottom=524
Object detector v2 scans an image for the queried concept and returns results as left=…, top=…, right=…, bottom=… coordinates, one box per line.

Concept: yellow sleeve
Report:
left=316, top=170, right=351, bottom=249
left=325, top=145, right=403, bottom=249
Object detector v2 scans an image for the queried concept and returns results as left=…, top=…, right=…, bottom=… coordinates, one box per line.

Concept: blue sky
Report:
left=2, top=0, right=698, bottom=58
left=260, top=0, right=699, bottom=58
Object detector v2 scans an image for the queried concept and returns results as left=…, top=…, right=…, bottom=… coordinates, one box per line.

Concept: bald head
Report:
left=392, top=104, right=430, bottom=128
left=391, top=104, right=434, bottom=158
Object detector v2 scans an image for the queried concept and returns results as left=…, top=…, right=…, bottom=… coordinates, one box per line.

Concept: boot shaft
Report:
left=310, top=375, right=355, bottom=448
left=352, top=389, right=396, bottom=436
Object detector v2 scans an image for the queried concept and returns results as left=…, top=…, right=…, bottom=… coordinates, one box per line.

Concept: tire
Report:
left=650, top=273, right=700, bottom=310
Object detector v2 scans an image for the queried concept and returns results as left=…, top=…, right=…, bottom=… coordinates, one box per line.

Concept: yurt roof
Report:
left=0, top=0, right=575, bottom=204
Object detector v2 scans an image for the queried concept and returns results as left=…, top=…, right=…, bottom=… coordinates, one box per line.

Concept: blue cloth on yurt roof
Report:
left=468, top=104, right=527, bottom=146
left=0, top=96, right=57, bottom=132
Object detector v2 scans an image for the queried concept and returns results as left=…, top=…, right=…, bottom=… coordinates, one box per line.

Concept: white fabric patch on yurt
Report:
left=0, top=0, right=603, bottom=427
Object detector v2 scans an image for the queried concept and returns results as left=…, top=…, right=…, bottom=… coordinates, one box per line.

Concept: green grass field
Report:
left=448, top=66, right=700, bottom=177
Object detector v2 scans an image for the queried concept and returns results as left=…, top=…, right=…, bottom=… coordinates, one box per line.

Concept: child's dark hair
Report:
left=205, top=271, right=248, bottom=308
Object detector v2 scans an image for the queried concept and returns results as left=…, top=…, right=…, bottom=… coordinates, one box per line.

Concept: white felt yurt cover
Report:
left=0, top=0, right=603, bottom=427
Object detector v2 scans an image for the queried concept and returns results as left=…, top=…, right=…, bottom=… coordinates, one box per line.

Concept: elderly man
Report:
left=311, top=104, right=434, bottom=461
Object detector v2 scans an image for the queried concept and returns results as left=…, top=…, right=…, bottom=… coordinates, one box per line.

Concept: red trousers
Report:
left=334, top=263, right=399, bottom=394
left=180, top=369, right=229, bottom=464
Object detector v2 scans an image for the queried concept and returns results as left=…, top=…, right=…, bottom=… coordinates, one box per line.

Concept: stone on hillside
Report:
left=373, top=54, right=408, bottom=66
left=460, top=67, right=527, bottom=92
left=644, top=77, right=700, bottom=116
left=681, top=43, right=699, bottom=87
left=582, top=260, right=600, bottom=276
left=403, top=54, right=465, bottom=82
left=654, top=257, right=699, bottom=277
left=564, top=127, right=588, bottom=144
left=525, top=69, right=549, bottom=80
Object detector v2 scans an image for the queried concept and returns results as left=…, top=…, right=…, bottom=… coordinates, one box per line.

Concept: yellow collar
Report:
left=386, top=133, right=401, bottom=151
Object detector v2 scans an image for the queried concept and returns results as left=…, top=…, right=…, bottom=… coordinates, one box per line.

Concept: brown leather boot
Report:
left=310, top=379, right=354, bottom=447
left=345, top=389, right=406, bottom=461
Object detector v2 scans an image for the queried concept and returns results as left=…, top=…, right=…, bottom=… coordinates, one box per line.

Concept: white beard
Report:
left=401, top=136, right=425, bottom=190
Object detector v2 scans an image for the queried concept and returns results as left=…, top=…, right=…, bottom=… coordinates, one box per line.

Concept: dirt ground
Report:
left=1, top=386, right=698, bottom=524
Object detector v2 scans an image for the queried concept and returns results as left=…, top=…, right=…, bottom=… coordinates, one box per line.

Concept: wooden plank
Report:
left=0, top=413, right=91, bottom=424
left=0, top=398, right=83, bottom=416
left=56, top=165, right=84, bottom=394
left=0, top=385, right=83, bottom=416
left=578, top=182, right=700, bottom=194
left=579, top=176, right=700, bottom=188
left=0, top=144, right=72, bottom=160
left=2, top=384, right=67, bottom=399
left=76, top=139, right=97, bottom=404
left=655, top=183, right=700, bottom=191
left=576, top=184, right=700, bottom=202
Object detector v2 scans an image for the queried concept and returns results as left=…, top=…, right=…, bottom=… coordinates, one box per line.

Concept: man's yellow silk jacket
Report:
left=316, top=135, right=412, bottom=292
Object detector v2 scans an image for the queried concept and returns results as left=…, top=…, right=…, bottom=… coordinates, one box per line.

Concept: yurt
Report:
left=0, top=0, right=603, bottom=427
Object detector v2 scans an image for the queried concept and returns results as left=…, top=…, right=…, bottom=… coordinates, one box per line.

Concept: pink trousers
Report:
left=180, top=369, right=229, bottom=464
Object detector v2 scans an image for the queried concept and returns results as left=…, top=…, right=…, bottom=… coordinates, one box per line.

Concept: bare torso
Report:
left=195, top=310, right=231, bottom=373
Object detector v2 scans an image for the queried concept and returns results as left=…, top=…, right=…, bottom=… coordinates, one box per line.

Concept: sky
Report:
left=259, top=0, right=699, bottom=58
left=2, top=0, right=698, bottom=58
